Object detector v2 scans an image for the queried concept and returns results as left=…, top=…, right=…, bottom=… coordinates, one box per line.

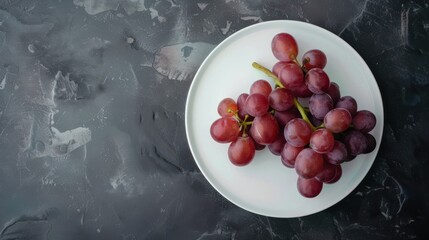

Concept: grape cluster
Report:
left=210, top=32, right=377, bottom=198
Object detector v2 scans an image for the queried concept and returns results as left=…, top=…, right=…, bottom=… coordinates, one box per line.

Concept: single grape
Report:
left=250, top=113, right=279, bottom=145
left=326, top=82, right=340, bottom=104
left=309, top=93, right=333, bottom=120
left=228, top=135, right=256, bottom=166
left=310, top=129, right=335, bottom=154
left=268, top=133, right=286, bottom=156
left=271, top=33, right=298, bottom=62
left=326, top=165, right=342, bottom=184
left=210, top=117, right=240, bottom=143
left=274, top=108, right=300, bottom=127
left=309, top=114, right=323, bottom=128
left=315, top=161, right=337, bottom=183
left=269, top=88, right=294, bottom=111
left=289, top=82, right=313, bottom=98
left=353, top=110, right=376, bottom=133
left=297, top=176, right=323, bottom=198
left=343, top=130, right=368, bottom=156
left=272, top=61, right=289, bottom=77
left=278, top=63, right=305, bottom=89
left=302, top=49, right=327, bottom=70
left=284, top=118, right=312, bottom=147
left=364, top=133, right=376, bottom=153
left=281, top=143, right=303, bottom=168
left=250, top=80, right=272, bottom=98
left=325, top=140, right=348, bottom=165
left=295, top=148, right=324, bottom=179
left=305, top=68, right=330, bottom=94
left=324, top=108, right=352, bottom=133
left=237, top=93, right=254, bottom=121
left=217, top=98, right=238, bottom=117
left=245, top=93, right=269, bottom=117
left=336, top=96, right=357, bottom=116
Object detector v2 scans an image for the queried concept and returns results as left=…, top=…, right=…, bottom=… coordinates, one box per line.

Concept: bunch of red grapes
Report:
left=210, top=33, right=377, bottom=198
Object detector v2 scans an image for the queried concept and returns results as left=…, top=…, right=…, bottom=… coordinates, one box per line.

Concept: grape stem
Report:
left=252, top=61, right=316, bottom=131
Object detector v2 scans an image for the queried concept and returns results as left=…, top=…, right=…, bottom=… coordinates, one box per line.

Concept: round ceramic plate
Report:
left=185, top=20, right=383, bottom=218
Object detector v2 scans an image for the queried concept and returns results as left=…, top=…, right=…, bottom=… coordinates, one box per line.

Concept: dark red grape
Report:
left=324, top=108, right=352, bottom=133
left=268, top=133, right=286, bottom=156
left=269, top=88, right=294, bottom=111
left=281, top=143, right=303, bottom=168
left=237, top=93, right=253, bottom=121
left=295, top=148, right=324, bottom=179
left=228, top=136, right=255, bottom=166
left=326, top=165, right=342, bottom=184
left=271, top=33, right=298, bottom=62
left=353, top=110, right=376, bottom=133
left=284, top=118, right=312, bottom=147
left=326, top=82, right=340, bottom=104
left=245, top=93, right=269, bottom=117
left=315, top=161, right=337, bottom=183
left=364, top=133, right=376, bottom=153
left=289, top=82, right=313, bottom=98
left=302, top=49, right=327, bottom=70
left=278, top=63, right=304, bottom=89
left=272, top=61, right=289, bottom=76
left=309, top=129, right=335, bottom=154
left=309, top=93, right=333, bottom=120
left=217, top=98, right=238, bottom=117
left=297, top=176, right=323, bottom=198
left=274, top=108, right=300, bottom=127
left=210, top=117, right=240, bottom=143
left=309, top=114, right=323, bottom=127
left=344, top=154, right=357, bottom=162
left=250, top=80, right=272, bottom=98
left=305, top=68, right=330, bottom=94
left=250, top=113, right=279, bottom=145
left=343, top=130, right=368, bottom=156
left=325, top=140, right=348, bottom=165
left=336, top=96, right=357, bottom=116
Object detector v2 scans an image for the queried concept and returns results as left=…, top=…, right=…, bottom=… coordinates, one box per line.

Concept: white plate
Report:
left=185, top=20, right=383, bottom=218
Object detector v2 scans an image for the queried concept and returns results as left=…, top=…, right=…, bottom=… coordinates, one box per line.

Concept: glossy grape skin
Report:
left=284, top=118, right=312, bottom=147
left=309, top=129, right=335, bottom=154
left=324, top=108, right=352, bottom=133
left=269, top=88, right=294, bottom=111
left=352, top=110, right=376, bottom=133
left=315, top=161, right=337, bottom=183
left=326, top=165, right=342, bottom=184
left=245, top=93, right=269, bottom=117
left=336, top=96, right=357, bottom=116
left=343, top=130, right=368, bottom=156
left=309, top=93, right=333, bottom=120
left=295, top=148, right=324, bottom=179
left=297, top=177, right=323, bottom=198
left=290, top=82, right=313, bottom=98
left=271, top=33, right=298, bottom=62
left=281, top=143, right=303, bottom=168
left=272, top=61, right=289, bottom=76
left=278, top=63, right=305, bottom=89
left=326, top=82, right=340, bottom=104
left=228, top=136, right=256, bottom=166
left=274, top=108, right=300, bottom=127
left=302, top=49, right=327, bottom=70
left=250, top=80, right=272, bottom=98
left=250, top=114, right=279, bottom=145
left=364, top=133, right=376, bottom=153
left=325, top=140, right=348, bottom=165
left=210, top=117, right=240, bottom=143
left=268, top=133, right=286, bottom=156
left=217, top=98, right=238, bottom=117
left=305, top=68, right=330, bottom=94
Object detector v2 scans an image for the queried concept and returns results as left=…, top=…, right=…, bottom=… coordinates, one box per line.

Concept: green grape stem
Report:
left=252, top=61, right=316, bottom=131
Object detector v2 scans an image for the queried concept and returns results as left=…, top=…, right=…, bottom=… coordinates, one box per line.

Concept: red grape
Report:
left=305, top=68, right=330, bottom=94
left=281, top=143, right=303, bottom=168
left=326, top=82, right=340, bottom=104
left=272, top=61, right=289, bottom=76
left=274, top=108, right=300, bottom=127
left=268, top=133, right=286, bottom=156
left=289, top=82, right=313, bottom=98
left=309, top=93, right=333, bottom=120
left=325, top=140, right=348, bottom=165
left=336, top=96, right=357, bottom=116
left=302, top=49, right=327, bottom=70
left=245, top=93, right=269, bottom=117
left=309, top=129, right=335, bottom=154
left=210, top=117, right=240, bottom=143
left=343, top=130, right=368, bottom=156
left=228, top=136, right=256, bottom=166
left=237, top=93, right=253, bottom=121
left=271, top=33, right=298, bottom=62
left=269, top=88, right=294, bottom=111
left=295, top=148, right=324, bottom=179
left=326, top=165, right=342, bottom=184
left=315, top=161, right=337, bottom=183
left=250, top=113, right=279, bottom=145
left=324, top=108, right=352, bottom=133
left=309, top=114, right=323, bottom=127
left=250, top=80, right=272, bottom=98
left=364, top=133, right=376, bottom=153
left=284, top=118, right=312, bottom=147
left=297, top=176, right=323, bottom=198
left=352, top=110, right=376, bottom=133
left=217, top=98, right=238, bottom=117
left=278, top=63, right=304, bottom=89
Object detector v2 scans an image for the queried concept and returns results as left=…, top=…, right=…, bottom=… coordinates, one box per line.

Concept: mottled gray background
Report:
left=0, top=0, right=428, bottom=239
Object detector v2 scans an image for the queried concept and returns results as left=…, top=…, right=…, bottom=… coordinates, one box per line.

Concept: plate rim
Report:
left=185, top=20, right=384, bottom=218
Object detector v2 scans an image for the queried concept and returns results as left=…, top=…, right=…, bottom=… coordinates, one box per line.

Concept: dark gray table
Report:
left=0, top=1, right=428, bottom=239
